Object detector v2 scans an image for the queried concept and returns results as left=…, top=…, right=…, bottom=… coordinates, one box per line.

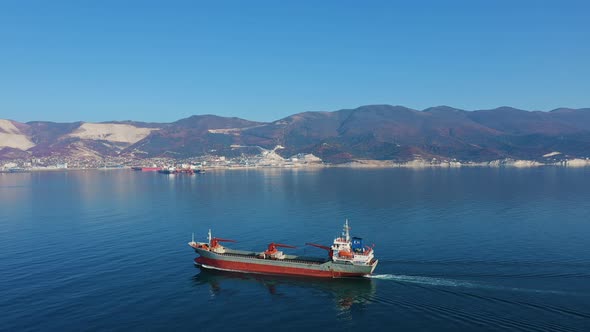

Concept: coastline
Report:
left=205, top=158, right=590, bottom=170
left=2, top=158, right=590, bottom=173
left=335, top=158, right=590, bottom=169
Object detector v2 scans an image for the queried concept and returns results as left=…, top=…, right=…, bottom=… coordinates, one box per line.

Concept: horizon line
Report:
left=3, top=104, right=589, bottom=124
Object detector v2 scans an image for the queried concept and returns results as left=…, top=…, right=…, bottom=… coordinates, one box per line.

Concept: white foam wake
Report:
left=368, top=274, right=477, bottom=288
left=367, top=274, right=574, bottom=295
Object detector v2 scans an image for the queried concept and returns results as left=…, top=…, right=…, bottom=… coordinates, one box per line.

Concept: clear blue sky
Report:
left=1, top=0, right=588, bottom=123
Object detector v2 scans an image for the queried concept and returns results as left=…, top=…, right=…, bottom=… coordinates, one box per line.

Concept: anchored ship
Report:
left=188, top=220, right=378, bottom=278
left=158, top=167, right=203, bottom=175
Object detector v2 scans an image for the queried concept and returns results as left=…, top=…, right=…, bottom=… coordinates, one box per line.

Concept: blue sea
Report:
left=1, top=168, right=589, bottom=331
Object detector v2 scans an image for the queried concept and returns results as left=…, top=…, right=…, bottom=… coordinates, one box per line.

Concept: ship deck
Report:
left=217, top=248, right=329, bottom=265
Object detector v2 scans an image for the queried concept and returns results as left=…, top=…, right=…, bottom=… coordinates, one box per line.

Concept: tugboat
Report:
left=188, top=220, right=378, bottom=278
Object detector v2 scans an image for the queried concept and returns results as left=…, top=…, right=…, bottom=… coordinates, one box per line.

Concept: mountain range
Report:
left=2, top=105, right=590, bottom=163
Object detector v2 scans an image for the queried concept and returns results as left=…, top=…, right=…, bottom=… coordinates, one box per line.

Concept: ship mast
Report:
left=343, top=219, right=350, bottom=242
left=207, top=229, right=212, bottom=245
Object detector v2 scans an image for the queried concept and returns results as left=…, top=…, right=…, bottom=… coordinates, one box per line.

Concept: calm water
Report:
left=1, top=168, right=589, bottom=331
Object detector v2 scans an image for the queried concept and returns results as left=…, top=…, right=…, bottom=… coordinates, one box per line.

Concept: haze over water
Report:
left=1, top=168, right=589, bottom=331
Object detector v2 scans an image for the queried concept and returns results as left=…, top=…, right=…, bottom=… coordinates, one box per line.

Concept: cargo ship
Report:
left=194, top=268, right=376, bottom=310
left=188, top=220, right=378, bottom=278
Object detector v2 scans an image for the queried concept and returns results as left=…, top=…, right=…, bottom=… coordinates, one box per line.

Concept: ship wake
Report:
left=366, top=274, right=578, bottom=295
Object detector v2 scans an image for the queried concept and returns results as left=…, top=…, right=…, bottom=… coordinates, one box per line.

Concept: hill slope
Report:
left=2, top=105, right=590, bottom=163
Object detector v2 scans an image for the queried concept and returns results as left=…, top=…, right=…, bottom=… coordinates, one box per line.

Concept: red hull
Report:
left=141, top=167, right=162, bottom=171
left=195, top=256, right=364, bottom=278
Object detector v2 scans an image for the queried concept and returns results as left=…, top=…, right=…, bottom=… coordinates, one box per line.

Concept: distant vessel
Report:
left=131, top=166, right=162, bottom=172
left=158, top=167, right=203, bottom=175
left=188, top=220, right=378, bottom=278
left=1, top=167, right=30, bottom=173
